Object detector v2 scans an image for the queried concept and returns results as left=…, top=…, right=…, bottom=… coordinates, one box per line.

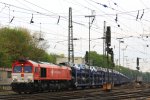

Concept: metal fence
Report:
left=0, top=84, right=11, bottom=91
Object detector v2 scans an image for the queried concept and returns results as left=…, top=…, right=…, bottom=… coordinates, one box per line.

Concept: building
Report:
left=56, top=57, right=85, bottom=64
left=0, top=68, right=12, bottom=84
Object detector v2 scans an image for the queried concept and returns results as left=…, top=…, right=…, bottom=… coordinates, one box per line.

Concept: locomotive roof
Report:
left=28, top=60, right=39, bottom=64
left=28, top=60, right=70, bottom=69
left=28, top=60, right=55, bottom=66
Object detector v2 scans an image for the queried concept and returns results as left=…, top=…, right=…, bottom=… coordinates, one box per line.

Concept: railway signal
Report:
left=106, top=26, right=111, bottom=47
left=136, top=57, right=140, bottom=70
left=104, top=26, right=114, bottom=91
left=85, top=51, right=88, bottom=65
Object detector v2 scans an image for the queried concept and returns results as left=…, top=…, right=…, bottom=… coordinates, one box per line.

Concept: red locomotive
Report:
left=11, top=59, right=72, bottom=93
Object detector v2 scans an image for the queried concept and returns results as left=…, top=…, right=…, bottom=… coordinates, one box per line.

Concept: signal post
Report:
left=103, top=26, right=114, bottom=91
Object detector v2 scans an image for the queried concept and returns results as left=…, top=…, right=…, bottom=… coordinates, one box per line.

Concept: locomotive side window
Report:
left=13, top=66, right=22, bottom=73
left=41, top=68, right=46, bottom=77
left=24, top=66, right=32, bottom=73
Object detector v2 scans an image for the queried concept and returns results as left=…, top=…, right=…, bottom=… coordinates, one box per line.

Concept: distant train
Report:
left=11, top=59, right=130, bottom=94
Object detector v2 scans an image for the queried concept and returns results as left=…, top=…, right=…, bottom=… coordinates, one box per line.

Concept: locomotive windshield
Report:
left=13, top=66, right=22, bottom=73
left=24, top=66, right=32, bottom=73
left=13, top=66, right=32, bottom=73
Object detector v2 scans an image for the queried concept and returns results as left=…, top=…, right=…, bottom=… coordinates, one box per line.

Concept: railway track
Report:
left=0, top=88, right=101, bottom=100
left=1, top=85, right=150, bottom=100
left=86, top=88, right=150, bottom=100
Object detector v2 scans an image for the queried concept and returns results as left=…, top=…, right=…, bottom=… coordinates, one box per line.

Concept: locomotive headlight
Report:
left=13, top=78, right=18, bottom=82
left=27, top=78, right=32, bottom=82
left=12, top=76, right=18, bottom=82
left=27, top=76, right=33, bottom=82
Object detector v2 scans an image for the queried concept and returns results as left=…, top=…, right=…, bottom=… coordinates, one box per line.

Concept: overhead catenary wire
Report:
left=0, top=0, right=149, bottom=63
left=84, top=0, right=150, bottom=56
left=0, top=2, right=86, bottom=27
left=1, top=1, right=150, bottom=32
left=0, top=1, right=106, bottom=35
left=0, top=0, right=149, bottom=39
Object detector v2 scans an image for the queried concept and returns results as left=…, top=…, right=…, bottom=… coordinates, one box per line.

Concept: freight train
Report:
left=11, top=59, right=130, bottom=94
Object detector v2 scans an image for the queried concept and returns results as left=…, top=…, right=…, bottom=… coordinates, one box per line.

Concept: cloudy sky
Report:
left=0, top=0, right=150, bottom=72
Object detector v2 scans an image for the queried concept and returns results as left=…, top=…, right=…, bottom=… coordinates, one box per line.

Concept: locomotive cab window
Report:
left=13, top=66, right=22, bottom=73
left=24, top=66, right=32, bottom=73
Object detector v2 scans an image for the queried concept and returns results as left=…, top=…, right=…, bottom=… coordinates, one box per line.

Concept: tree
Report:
left=0, top=27, right=50, bottom=67
left=86, top=51, right=113, bottom=68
